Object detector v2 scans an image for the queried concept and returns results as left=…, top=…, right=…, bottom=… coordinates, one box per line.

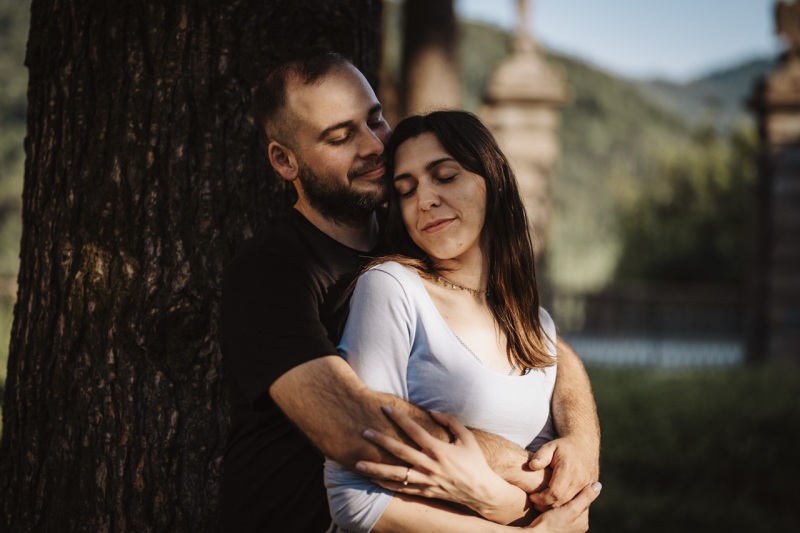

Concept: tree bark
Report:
left=0, top=0, right=382, bottom=531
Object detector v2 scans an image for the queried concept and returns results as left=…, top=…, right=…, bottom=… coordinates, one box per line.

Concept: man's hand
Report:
left=525, top=482, right=602, bottom=531
left=528, top=338, right=600, bottom=510
left=528, top=437, right=599, bottom=511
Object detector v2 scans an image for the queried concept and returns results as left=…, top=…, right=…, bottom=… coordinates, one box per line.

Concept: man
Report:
left=221, top=49, right=600, bottom=531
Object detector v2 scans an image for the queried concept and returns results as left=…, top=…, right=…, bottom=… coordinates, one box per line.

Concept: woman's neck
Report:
left=434, top=249, right=489, bottom=296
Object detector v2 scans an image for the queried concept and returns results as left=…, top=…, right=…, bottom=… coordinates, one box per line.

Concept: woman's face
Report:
left=392, top=132, right=487, bottom=265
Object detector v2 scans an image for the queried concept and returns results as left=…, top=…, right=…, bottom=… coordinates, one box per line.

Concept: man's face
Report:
left=285, top=64, right=392, bottom=225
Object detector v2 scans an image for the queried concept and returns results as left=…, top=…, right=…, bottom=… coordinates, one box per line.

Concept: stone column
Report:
left=749, top=0, right=800, bottom=362
left=401, top=0, right=461, bottom=115
left=479, top=0, right=565, bottom=257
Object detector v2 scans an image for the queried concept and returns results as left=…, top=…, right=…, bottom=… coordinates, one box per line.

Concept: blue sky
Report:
left=456, top=0, right=780, bottom=81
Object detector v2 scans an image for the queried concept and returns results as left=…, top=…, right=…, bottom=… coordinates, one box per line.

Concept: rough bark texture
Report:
left=0, top=1, right=382, bottom=531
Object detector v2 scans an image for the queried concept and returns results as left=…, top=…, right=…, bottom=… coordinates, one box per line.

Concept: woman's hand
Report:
left=356, top=406, right=531, bottom=523
left=524, top=482, right=601, bottom=532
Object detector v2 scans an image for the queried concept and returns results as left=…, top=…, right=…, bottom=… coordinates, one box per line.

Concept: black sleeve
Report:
left=222, top=251, right=338, bottom=407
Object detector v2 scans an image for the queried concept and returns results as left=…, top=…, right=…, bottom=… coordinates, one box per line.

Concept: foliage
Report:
left=545, top=53, right=696, bottom=289
left=588, top=365, right=800, bottom=532
left=614, top=126, right=757, bottom=283
left=0, top=0, right=28, bottom=278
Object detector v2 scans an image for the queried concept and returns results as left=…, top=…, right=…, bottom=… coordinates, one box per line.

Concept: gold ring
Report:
left=403, top=467, right=411, bottom=486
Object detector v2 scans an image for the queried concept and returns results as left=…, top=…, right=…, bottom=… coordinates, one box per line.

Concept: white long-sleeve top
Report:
left=325, top=261, right=558, bottom=532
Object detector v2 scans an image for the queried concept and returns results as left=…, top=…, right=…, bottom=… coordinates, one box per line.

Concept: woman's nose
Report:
left=417, top=183, right=440, bottom=210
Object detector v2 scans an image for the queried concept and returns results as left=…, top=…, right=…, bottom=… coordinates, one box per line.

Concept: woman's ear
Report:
left=268, top=141, right=298, bottom=182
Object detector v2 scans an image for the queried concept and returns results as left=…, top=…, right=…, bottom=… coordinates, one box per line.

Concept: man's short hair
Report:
left=253, top=49, right=352, bottom=150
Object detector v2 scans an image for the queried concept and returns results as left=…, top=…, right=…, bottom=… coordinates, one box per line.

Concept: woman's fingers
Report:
left=362, top=428, right=437, bottom=472
left=355, top=460, right=411, bottom=482
left=381, top=406, right=444, bottom=451
left=428, top=409, right=474, bottom=444
left=372, top=479, right=435, bottom=497
left=356, top=463, right=438, bottom=496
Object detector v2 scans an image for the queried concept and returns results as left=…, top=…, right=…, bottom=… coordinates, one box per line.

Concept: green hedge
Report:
left=588, top=366, right=800, bottom=532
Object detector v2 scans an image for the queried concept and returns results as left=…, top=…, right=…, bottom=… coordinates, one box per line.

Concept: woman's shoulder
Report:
left=353, top=259, right=424, bottom=296
left=364, top=259, right=423, bottom=283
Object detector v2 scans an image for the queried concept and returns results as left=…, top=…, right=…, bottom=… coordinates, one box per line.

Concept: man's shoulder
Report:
left=225, top=209, right=366, bottom=291
left=235, top=210, right=308, bottom=258
left=224, top=211, right=315, bottom=292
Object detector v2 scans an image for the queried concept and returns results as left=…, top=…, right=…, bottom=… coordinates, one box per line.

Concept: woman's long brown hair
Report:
left=381, top=111, right=553, bottom=370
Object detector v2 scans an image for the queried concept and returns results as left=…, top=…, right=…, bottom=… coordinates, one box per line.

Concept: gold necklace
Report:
left=454, top=334, right=519, bottom=376
left=436, top=274, right=488, bottom=296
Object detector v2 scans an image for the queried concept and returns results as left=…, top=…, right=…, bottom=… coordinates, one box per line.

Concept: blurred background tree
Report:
left=614, top=124, right=757, bottom=283
left=0, top=0, right=27, bottom=410
left=0, top=0, right=26, bottom=278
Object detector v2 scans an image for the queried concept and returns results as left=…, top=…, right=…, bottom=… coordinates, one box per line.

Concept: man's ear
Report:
left=268, top=141, right=299, bottom=182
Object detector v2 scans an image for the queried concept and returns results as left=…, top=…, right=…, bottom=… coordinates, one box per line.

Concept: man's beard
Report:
left=297, top=158, right=387, bottom=226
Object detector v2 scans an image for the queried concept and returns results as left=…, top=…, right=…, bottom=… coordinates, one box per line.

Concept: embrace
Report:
left=222, top=50, right=601, bottom=532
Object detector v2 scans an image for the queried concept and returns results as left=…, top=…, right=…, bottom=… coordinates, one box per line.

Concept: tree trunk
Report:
left=0, top=1, right=382, bottom=531
left=401, top=0, right=460, bottom=115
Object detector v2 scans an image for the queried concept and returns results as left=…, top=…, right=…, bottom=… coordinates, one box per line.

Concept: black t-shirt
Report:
left=221, top=209, right=378, bottom=532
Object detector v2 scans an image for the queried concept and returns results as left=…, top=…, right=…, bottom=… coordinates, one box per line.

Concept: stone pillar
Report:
left=749, top=0, right=800, bottom=362
left=479, top=0, right=565, bottom=256
left=401, top=0, right=461, bottom=115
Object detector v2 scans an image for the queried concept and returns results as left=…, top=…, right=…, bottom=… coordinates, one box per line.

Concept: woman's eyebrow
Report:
left=393, top=157, right=456, bottom=182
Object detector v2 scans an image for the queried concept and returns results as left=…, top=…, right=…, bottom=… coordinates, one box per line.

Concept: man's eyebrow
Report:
left=394, top=157, right=456, bottom=182
left=317, top=104, right=384, bottom=142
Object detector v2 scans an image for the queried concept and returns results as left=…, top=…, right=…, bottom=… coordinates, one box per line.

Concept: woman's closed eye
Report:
left=396, top=184, right=416, bottom=198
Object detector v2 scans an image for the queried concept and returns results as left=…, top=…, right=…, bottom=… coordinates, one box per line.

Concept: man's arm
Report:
left=466, top=338, right=601, bottom=497
left=269, top=354, right=449, bottom=468
left=528, top=337, right=601, bottom=509
left=270, top=353, right=539, bottom=478
left=280, top=338, right=600, bottom=500
left=268, top=264, right=535, bottom=472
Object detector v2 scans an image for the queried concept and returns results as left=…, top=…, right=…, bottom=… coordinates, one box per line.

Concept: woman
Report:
left=325, top=111, right=598, bottom=532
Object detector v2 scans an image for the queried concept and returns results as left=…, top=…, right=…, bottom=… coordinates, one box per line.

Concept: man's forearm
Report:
left=471, top=428, right=549, bottom=492
left=269, top=355, right=448, bottom=468
left=553, top=338, right=601, bottom=474
left=471, top=428, right=529, bottom=471
left=269, top=353, right=545, bottom=485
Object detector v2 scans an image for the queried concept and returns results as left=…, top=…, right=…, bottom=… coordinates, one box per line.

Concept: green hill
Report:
left=636, top=57, right=775, bottom=132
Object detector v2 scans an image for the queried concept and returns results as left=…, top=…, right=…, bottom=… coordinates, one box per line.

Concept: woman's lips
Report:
left=421, top=218, right=454, bottom=233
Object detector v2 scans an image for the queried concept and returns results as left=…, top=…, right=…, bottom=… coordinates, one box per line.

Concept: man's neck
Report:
left=294, top=204, right=379, bottom=252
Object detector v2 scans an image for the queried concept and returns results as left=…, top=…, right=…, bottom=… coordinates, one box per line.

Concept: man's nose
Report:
left=357, top=126, right=385, bottom=158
